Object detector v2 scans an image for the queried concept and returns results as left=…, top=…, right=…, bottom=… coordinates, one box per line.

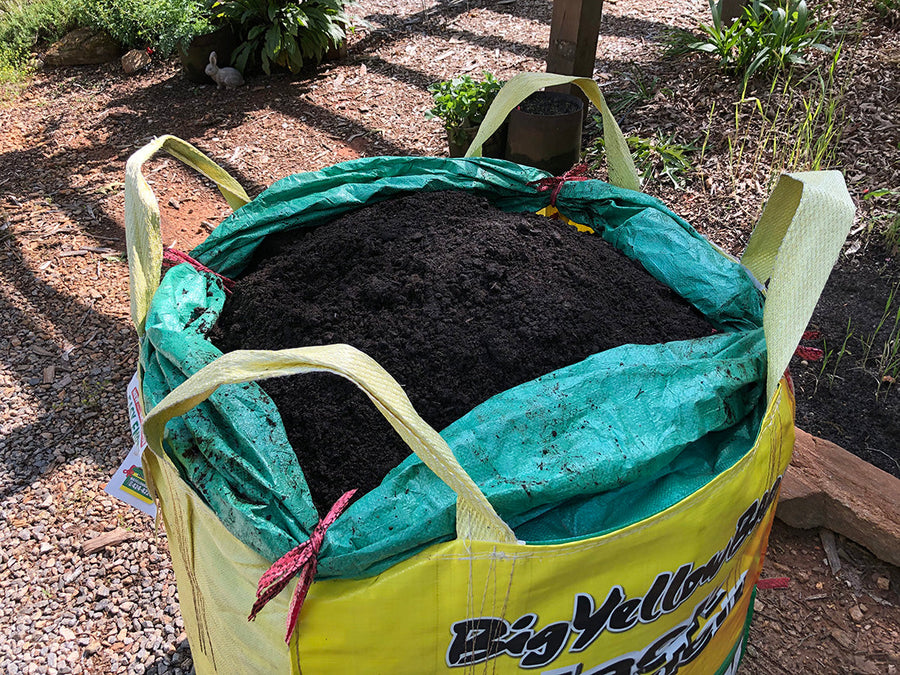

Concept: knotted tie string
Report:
left=794, top=330, right=823, bottom=361
left=248, top=489, right=357, bottom=643
left=528, top=163, right=590, bottom=207
left=162, top=247, right=235, bottom=294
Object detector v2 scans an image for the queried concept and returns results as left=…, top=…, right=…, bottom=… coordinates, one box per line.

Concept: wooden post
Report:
left=718, top=0, right=749, bottom=25
left=546, top=0, right=604, bottom=113
left=547, top=0, right=604, bottom=78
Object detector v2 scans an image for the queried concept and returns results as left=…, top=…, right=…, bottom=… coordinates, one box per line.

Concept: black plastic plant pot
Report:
left=505, top=91, right=584, bottom=175
left=179, top=25, right=240, bottom=84
left=447, top=123, right=508, bottom=159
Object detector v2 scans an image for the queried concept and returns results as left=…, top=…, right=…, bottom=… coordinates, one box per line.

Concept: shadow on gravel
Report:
left=0, top=232, right=134, bottom=500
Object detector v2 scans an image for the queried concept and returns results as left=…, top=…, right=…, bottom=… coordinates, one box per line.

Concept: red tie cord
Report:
left=756, top=577, right=790, bottom=590
left=248, top=489, right=357, bottom=643
left=528, top=163, right=591, bottom=207
left=795, top=346, right=824, bottom=361
left=162, top=247, right=235, bottom=294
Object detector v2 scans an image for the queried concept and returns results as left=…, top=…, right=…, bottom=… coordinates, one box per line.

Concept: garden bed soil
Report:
left=518, top=91, right=582, bottom=116
left=210, top=190, right=715, bottom=512
left=791, top=244, right=900, bottom=479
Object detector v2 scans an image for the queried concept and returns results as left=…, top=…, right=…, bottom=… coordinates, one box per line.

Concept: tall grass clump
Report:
left=721, top=43, right=848, bottom=193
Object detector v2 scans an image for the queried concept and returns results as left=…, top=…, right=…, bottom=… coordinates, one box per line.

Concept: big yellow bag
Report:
left=125, top=74, right=853, bottom=674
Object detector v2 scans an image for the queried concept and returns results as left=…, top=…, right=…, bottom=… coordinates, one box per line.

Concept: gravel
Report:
left=0, top=176, right=193, bottom=672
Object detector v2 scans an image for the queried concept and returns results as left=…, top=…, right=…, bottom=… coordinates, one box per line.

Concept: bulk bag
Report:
left=124, top=74, right=854, bottom=673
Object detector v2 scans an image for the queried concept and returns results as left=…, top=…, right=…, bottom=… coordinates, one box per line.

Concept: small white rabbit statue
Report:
left=205, top=51, right=244, bottom=90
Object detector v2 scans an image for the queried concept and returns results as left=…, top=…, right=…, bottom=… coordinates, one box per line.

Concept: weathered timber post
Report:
left=546, top=0, right=604, bottom=112
left=719, top=0, right=749, bottom=25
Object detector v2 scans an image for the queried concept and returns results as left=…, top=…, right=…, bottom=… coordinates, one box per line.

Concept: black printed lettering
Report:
left=446, top=618, right=509, bottom=666
left=498, top=614, right=537, bottom=657
left=660, top=564, right=692, bottom=613
left=639, top=572, right=670, bottom=623
left=608, top=598, right=641, bottom=632
left=570, top=588, right=624, bottom=652
left=520, top=622, right=571, bottom=668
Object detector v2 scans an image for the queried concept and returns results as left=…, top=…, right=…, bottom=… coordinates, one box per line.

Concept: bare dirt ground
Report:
left=0, top=0, right=898, bottom=673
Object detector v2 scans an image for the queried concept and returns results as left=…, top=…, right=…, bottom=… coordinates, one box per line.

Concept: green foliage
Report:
left=858, top=280, right=900, bottom=396
left=664, top=0, right=833, bottom=83
left=596, top=129, right=697, bottom=189
left=426, top=72, right=504, bottom=140
left=76, top=0, right=216, bottom=57
left=720, top=45, right=847, bottom=196
left=863, top=188, right=900, bottom=254
left=604, top=66, right=659, bottom=120
left=0, top=44, right=30, bottom=96
left=874, top=0, right=900, bottom=23
left=211, top=0, right=352, bottom=75
left=0, top=0, right=78, bottom=77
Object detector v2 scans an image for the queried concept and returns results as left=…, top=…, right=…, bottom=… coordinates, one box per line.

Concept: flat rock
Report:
left=121, top=49, right=151, bottom=75
left=777, top=428, right=900, bottom=566
left=44, top=28, right=120, bottom=67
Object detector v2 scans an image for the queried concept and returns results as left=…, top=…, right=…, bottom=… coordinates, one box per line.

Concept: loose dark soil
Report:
left=517, top=90, right=582, bottom=116
left=210, top=190, right=714, bottom=512
left=791, top=247, right=900, bottom=479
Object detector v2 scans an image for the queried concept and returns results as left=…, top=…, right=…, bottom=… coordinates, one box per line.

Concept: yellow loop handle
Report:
left=141, top=344, right=518, bottom=545
left=125, top=134, right=250, bottom=337
left=465, top=72, right=641, bottom=192
left=741, top=171, right=855, bottom=400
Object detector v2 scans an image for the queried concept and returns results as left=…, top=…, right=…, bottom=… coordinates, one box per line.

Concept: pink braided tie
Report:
left=528, top=163, right=590, bottom=206
left=248, top=489, right=357, bottom=642
left=162, top=247, right=235, bottom=293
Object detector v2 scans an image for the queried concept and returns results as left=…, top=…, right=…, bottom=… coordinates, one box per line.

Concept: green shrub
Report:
left=0, top=0, right=79, bottom=58
left=211, top=0, right=352, bottom=75
left=0, top=44, right=29, bottom=95
left=664, top=0, right=833, bottom=82
left=76, top=0, right=216, bottom=57
left=426, top=72, right=504, bottom=145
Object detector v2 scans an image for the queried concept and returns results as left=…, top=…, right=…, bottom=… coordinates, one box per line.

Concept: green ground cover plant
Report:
left=0, top=0, right=78, bottom=84
left=77, top=0, right=216, bottom=57
left=629, top=132, right=696, bottom=189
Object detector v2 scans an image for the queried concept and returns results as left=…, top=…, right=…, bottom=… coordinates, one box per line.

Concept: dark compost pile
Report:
left=210, top=190, right=715, bottom=513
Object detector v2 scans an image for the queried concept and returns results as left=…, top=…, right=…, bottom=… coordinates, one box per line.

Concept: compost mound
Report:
left=210, top=191, right=714, bottom=513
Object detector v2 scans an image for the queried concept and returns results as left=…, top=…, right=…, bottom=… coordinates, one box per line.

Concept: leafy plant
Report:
left=76, top=0, right=217, bottom=57
left=604, top=66, right=659, bottom=120
left=664, top=0, right=833, bottom=83
left=211, top=0, right=352, bottom=75
left=0, top=0, right=77, bottom=52
left=874, top=0, right=900, bottom=24
left=426, top=72, right=504, bottom=145
left=0, top=0, right=78, bottom=82
left=595, top=130, right=697, bottom=189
